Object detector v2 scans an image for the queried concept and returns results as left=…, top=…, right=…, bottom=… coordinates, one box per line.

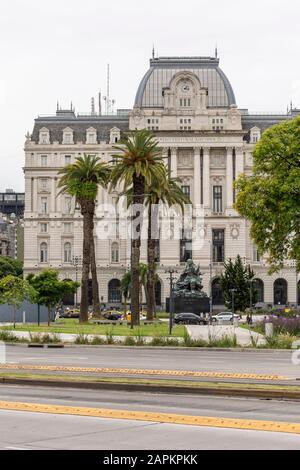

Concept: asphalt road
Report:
left=0, top=385, right=300, bottom=450
left=4, top=345, right=300, bottom=379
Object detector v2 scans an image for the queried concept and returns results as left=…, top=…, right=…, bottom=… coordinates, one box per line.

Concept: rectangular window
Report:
left=4, top=194, right=16, bottom=201
left=40, top=178, right=48, bottom=190
left=64, top=133, right=71, bottom=144
left=180, top=230, right=192, bottom=262
left=64, top=223, right=72, bottom=234
left=213, top=186, right=223, bottom=213
left=213, top=229, right=225, bottom=263
left=40, top=223, right=48, bottom=233
left=41, top=197, right=48, bottom=214
left=181, top=186, right=190, bottom=198
left=154, top=239, right=160, bottom=263
left=64, top=197, right=72, bottom=215
left=253, top=245, right=261, bottom=262
left=65, top=155, right=71, bottom=165
left=41, top=155, right=48, bottom=167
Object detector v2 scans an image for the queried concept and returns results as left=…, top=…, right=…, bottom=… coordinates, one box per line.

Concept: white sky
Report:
left=0, top=0, right=299, bottom=191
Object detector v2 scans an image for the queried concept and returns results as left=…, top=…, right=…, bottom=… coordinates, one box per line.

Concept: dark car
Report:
left=174, top=313, right=207, bottom=325
left=103, top=311, right=123, bottom=321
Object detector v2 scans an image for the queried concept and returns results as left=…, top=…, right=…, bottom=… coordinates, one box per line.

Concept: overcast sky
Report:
left=0, top=0, right=299, bottom=191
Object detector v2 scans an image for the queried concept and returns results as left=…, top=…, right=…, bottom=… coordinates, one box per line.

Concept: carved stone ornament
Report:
left=230, top=223, right=240, bottom=239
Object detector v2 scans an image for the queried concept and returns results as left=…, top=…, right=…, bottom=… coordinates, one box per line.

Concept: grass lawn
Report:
left=0, top=319, right=185, bottom=338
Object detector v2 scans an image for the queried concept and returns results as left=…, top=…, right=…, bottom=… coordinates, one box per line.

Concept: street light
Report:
left=208, top=240, right=213, bottom=324
left=72, top=255, right=82, bottom=308
left=230, top=288, right=237, bottom=322
left=165, top=268, right=178, bottom=336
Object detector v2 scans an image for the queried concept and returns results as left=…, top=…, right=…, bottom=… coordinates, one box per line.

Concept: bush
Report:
left=0, top=330, right=19, bottom=342
left=124, top=336, right=136, bottom=346
left=105, top=328, right=115, bottom=345
left=134, top=329, right=145, bottom=346
left=258, top=316, right=300, bottom=336
left=74, top=333, right=90, bottom=344
left=264, top=333, right=297, bottom=349
left=91, top=336, right=105, bottom=345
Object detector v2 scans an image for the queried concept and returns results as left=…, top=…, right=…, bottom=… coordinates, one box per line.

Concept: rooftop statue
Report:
left=174, top=259, right=208, bottom=299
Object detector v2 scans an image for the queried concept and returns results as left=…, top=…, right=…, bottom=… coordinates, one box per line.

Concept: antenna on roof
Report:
left=91, top=97, right=95, bottom=115
left=71, top=101, right=73, bottom=111
left=152, top=45, right=155, bottom=59
left=215, top=44, right=218, bottom=59
left=103, top=64, right=115, bottom=115
left=57, top=101, right=59, bottom=111
left=98, top=91, right=102, bottom=116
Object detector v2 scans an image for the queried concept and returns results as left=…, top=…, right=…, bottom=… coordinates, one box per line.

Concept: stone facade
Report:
left=23, top=56, right=300, bottom=308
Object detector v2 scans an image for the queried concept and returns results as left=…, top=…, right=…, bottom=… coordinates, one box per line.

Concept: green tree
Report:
left=0, top=275, right=35, bottom=329
left=27, top=269, right=79, bottom=326
left=235, top=116, right=300, bottom=272
left=58, top=154, right=110, bottom=321
left=110, top=129, right=165, bottom=325
left=120, top=263, right=149, bottom=326
left=0, top=257, right=23, bottom=279
left=220, top=256, right=257, bottom=312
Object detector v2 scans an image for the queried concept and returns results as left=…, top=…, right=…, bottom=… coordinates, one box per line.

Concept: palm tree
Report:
left=110, top=129, right=165, bottom=326
left=120, top=167, right=190, bottom=320
left=145, top=169, right=191, bottom=320
left=58, top=154, right=110, bottom=322
left=120, top=263, right=149, bottom=326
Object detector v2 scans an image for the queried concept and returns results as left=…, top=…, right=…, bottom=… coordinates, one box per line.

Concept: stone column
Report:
left=32, top=178, right=38, bottom=213
left=51, top=178, right=56, bottom=213
left=193, top=147, right=201, bottom=207
left=226, top=147, right=233, bottom=209
left=203, top=147, right=210, bottom=209
left=170, top=147, right=177, bottom=178
left=235, top=147, right=244, bottom=178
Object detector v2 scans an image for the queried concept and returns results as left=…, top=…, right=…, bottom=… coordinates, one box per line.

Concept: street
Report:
left=0, top=384, right=300, bottom=450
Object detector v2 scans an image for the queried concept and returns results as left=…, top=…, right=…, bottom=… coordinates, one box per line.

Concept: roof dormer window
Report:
left=39, top=128, right=50, bottom=145
left=62, top=127, right=74, bottom=145
left=110, top=127, right=121, bottom=144
left=86, top=127, right=97, bottom=144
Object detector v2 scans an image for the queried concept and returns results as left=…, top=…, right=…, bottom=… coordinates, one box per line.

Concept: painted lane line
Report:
left=0, top=364, right=290, bottom=381
left=0, top=401, right=300, bottom=435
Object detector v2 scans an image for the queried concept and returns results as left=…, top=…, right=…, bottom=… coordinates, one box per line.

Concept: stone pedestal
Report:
left=172, top=297, right=210, bottom=315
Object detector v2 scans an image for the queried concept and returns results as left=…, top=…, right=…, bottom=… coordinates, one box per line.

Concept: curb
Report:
left=2, top=342, right=295, bottom=353
left=1, top=376, right=300, bottom=400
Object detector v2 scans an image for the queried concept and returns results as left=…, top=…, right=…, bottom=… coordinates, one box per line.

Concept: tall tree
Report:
left=235, top=115, right=300, bottom=272
left=220, top=256, right=257, bottom=312
left=0, top=275, right=35, bottom=329
left=0, top=257, right=23, bottom=279
left=110, top=130, right=165, bottom=325
left=58, top=154, right=110, bottom=322
left=145, top=170, right=190, bottom=320
left=27, top=269, right=79, bottom=326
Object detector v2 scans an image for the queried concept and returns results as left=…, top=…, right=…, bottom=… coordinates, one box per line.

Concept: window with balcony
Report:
left=40, top=223, right=48, bottom=233
left=212, top=229, right=225, bottom=263
left=40, top=197, right=48, bottom=214
left=64, top=242, right=72, bottom=263
left=111, top=242, right=119, bottom=263
left=180, top=229, right=192, bottom=262
left=213, top=186, right=223, bottom=213
left=40, top=242, right=48, bottom=263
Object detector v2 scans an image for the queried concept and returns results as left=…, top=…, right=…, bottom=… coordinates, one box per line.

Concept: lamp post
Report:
left=230, top=288, right=237, bottom=322
left=72, top=255, right=82, bottom=308
left=165, top=268, right=178, bottom=336
left=208, top=240, right=213, bottom=324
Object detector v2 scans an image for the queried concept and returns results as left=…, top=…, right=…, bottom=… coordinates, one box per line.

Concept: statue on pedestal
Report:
left=174, top=259, right=208, bottom=299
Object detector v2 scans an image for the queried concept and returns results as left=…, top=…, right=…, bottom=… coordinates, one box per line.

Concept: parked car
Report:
left=58, top=308, right=80, bottom=319
left=103, top=310, right=123, bottom=321
left=174, top=313, right=208, bottom=325
left=211, top=312, right=240, bottom=323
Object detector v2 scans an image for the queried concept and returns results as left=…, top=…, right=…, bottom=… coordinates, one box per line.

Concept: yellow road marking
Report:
left=0, top=364, right=289, bottom=381
left=0, top=400, right=299, bottom=435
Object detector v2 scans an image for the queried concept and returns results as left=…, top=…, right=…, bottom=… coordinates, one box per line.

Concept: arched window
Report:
left=253, top=279, right=264, bottom=303
left=64, top=242, right=72, bottom=263
left=274, top=279, right=288, bottom=305
left=212, top=278, right=224, bottom=306
left=111, top=243, right=119, bottom=263
left=40, top=242, right=48, bottom=263
left=108, top=279, right=121, bottom=303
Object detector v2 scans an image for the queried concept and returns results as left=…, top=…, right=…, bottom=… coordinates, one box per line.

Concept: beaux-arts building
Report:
left=24, top=55, right=300, bottom=308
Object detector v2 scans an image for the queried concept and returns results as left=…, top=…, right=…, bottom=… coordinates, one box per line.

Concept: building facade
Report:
left=23, top=55, right=300, bottom=308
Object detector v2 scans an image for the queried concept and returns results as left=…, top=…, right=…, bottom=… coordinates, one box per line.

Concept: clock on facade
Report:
left=181, top=82, right=190, bottom=92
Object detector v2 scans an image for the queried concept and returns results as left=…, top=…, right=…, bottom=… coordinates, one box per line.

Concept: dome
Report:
left=134, top=56, right=236, bottom=109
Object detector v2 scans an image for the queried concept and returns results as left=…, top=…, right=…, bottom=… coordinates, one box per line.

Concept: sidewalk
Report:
left=186, top=325, right=266, bottom=347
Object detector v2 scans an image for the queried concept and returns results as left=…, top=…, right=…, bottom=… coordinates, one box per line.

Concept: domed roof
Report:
left=134, top=56, right=236, bottom=108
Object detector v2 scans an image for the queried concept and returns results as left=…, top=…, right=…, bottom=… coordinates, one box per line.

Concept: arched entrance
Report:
left=62, top=279, right=75, bottom=306
left=274, top=278, right=288, bottom=305
left=155, top=280, right=162, bottom=306
left=253, top=279, right=264, bottom=303
left=212, top=278, right=224, bottom=306
left=108, top=279, right=122, bottom=304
